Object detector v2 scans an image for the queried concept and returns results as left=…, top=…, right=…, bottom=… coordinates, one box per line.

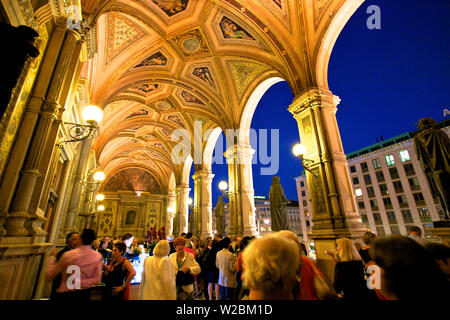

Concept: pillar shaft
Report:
left=165, top=192, right=176, bottom=237
left=225, top=144, right=257, bottom=238
left=288, top=88, right=366, bottom=280
left=176, top=184, right=190, bottom=235
left=5, top=27, right=83, bottom=237
left=192, top=170, right=214, bottom=238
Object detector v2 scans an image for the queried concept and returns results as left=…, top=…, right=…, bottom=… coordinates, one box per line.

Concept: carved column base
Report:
left=5, top=212, right=30, bottom=236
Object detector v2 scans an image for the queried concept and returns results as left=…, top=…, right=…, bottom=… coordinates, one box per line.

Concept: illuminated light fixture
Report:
left=136, top=191, right=142, bottom=197
left=292, top=143, right=315, bottom=173
left=58, top=105, right=103, bottom=146
left=355, top=188, right=363, bottom=197
left=218, top=181, right=230, bottom=199
left=93, top=171, right=105, bottom=182
left=84, top=171, right=106, bottom=193
left=96, top=193, right=105, bottom=201
left=218, top=181, right=228, bottom=191
left=97, top=205, right=105, bottom=211
left=264, top=219, right=270, bottom=225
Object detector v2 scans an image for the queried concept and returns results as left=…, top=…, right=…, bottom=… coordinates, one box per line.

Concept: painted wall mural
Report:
left=135, top=51, right=167, bottom=68
left=105, top=12, right=147, bottom=65
left=181, top=90, right=204, bottom=105
left=167, top=115, right=185, bottom=127
left=97, top=200, right=118, bottom=237
left=220, top=16, right=255, bottom=40
left=103, top=168, right=161, bottom=193
left=193, top=67, right=215, bottom=87
left=228, top=61, right=267, bottom=99
left=152, top=0, right=189, bottom=17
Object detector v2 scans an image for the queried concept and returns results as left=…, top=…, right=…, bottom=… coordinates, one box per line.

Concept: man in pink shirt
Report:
left=45, top=229, right=102, bottom=300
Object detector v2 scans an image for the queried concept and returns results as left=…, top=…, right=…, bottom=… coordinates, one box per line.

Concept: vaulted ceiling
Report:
left=79, top=0, right=362, bottom=193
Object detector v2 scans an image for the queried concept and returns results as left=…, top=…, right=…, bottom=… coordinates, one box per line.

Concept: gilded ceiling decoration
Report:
left=105, top=12, right=147, bottom=65
left=86, top=0, right=356, bottom=193
left=169, top=28, right=210, bottom=58
left=135, top=52, right=168, bottom=68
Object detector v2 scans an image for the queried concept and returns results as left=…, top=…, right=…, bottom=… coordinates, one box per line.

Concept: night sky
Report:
left=191, top=0, right=450, bottom=206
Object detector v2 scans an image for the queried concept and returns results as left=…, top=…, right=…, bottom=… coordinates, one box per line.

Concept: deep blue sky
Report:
left=191, top=0, right=450, bottom=206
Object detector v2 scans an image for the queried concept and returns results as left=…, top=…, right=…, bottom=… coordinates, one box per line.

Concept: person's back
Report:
left=334, top=260, right=370, bottom=300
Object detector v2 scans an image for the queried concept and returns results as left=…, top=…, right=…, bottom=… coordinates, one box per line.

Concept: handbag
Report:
left=176, top=270, right=194, bottom=286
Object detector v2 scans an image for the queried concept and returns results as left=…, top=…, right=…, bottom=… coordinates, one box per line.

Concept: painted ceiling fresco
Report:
left=86, top=0, right=352, bottom=193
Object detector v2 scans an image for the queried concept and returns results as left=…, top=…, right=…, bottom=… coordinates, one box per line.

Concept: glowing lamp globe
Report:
left=82, top=105, right=103, bottom=123
left=93, top=171, right=105, bottom=181
left=97, top=205, right=105, bottom=211
left=218, top=181, right=228, bottom=191
left=96, top=193, right=105, bottom=201
left=292, top=144, right=307, bottom=157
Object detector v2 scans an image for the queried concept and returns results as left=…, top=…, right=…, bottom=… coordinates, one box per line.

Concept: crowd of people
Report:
left=45, top=226, right=450, bottom=300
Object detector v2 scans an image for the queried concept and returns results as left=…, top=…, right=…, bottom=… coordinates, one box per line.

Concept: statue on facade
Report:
left=413, top=117, right=450, bottom=220
left=269, top=176, right=289, bottom=231
left=215, top=196, right=225, bottom=235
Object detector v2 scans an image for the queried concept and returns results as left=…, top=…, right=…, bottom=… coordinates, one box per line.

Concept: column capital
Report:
left=192, top=170, right=214, bottom=182
left=224, top=143, right=255, bottom=163
left=288, top=88, right=341, bottom=119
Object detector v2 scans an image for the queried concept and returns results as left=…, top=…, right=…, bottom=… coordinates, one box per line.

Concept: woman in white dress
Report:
left=138, top=240, right=177, bottom=300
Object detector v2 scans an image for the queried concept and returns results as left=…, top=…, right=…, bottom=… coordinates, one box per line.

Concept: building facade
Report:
left=296, top=120, right=450, bottom=247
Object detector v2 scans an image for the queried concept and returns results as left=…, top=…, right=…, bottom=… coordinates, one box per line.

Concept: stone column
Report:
left=288, top=88, right=366, bottom=281
left=63, top=136, right=93, bottom=233
left=192, top=170, right=214, bottom=238
left=5, top=27, right=83, bottom=237
left=165, top=191, right=176, bottom=237
left=176, top=184, right=190, bottom=235
left=225, top=144, right=258, bottom=238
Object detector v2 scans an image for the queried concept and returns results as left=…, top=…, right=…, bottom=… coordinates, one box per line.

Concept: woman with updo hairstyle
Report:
left=242, top=234, right=300, bottom=300
left=359, top=231, right=377, bottom=265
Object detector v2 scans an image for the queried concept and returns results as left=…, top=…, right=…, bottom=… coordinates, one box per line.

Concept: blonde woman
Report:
left=138, top=240, right=177, bottom=300
left=242, top=234, right=299, bottom=300
left=331, top=238, right=377, bottom=300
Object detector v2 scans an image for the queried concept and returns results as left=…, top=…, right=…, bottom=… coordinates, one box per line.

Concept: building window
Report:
left=397, top=194, right=408, bottom=208
left=408, top=177, right=420, bottom=191
left=404, top=163, right=415, bottom=176
left=361, top=214, right=368, bottom=224
left=379, top=184, right=389, bottom=196
left=393, top=180, right=404, bottom=193
left=385, top=154, right=395, bottom=166
left=363, top=174, right=372, bottom=185
left=370, top=199, right=379, bottom=211
left=389, top=167, right=399, bottom=180
left=352, top=177, right=359, bottom=185
left=418, top=207, right=431, bottom=222
left=372, top=158, right=381, bottom=169
left=302, top=200, right=307, bottom=207
left=399, top=150, right=411, bottom=162
left=372, top=212, right=382, bottom=225
left=355, top=188, right=363, bottom=197
left=390, top=226, right=401, bottom=235
left=376, top=226, right=386, bottom=236
left=401, top=209, right=413, bottom=223
left=350, top=165, right=356, bottom=173
left=367, top=186, right=375, bottom=198
left=360, top=162, right=369, bottom=173
left=436, top=206, right=446, bottom=220
left=413, top=192, right=425, bottom=205
left=358, top=201, right=365, bottom=210
left=301, top=191, right=306, bottom=197
left=375, top=170, right=385, bottom=183
left=386, top=211, right=397, bottom=224
left=300, top=181, right=304, bottom=187
left=383, top=197, right=393, bottom=209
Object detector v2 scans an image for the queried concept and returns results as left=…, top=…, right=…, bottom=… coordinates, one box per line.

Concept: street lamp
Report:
left=58, top=105, right=103, bottom=146
left=292, top=143, right=315, bottom=173
left=84, top=170, right=106, bottom=193
left=218, top=180, right=230, bottom=199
